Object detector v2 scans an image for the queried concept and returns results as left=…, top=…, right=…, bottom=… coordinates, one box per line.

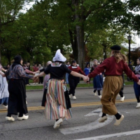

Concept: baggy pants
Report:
left=101, top=76, right=123, bottom=115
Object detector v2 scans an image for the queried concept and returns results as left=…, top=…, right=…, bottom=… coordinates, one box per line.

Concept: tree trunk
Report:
left=74, top=0, right=85, bottom=69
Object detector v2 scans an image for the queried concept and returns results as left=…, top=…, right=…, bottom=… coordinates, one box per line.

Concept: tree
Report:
left=0, top=0, right=32, bottom=62
left=38, top=0, right=133, bottom=68
left=86, top=25, right=129, bottom=60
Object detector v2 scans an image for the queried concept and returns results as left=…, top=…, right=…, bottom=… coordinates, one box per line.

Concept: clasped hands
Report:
left=82, top=75, right=89, bottom=82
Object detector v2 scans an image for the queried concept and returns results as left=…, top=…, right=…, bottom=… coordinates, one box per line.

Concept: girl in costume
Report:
left=0, top=63, right=9, bottom=108
left=87, top=45, right=140, bottom=126
left=133, top=58, right=140, bottom=108
left=34, top=50, right=87, bottom=129
left=68, top=60, right=85, bottom=100
left=6, top=55, right=33, bottom=122
left=91, top=59, right=103, bottom=99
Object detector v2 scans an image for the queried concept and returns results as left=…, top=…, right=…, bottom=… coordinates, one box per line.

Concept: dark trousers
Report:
left=69, top=76, right=79, bottom=96
left=134, top=81, right=140, bottom=103
left=39, top=77, right=43, bottom=84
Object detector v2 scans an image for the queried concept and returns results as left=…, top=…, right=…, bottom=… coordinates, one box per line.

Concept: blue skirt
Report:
left=93, top=75, right=103, bottom=90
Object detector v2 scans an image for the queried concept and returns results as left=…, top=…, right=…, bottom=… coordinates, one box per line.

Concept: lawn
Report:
left=26, top=81, right=133, bottom=90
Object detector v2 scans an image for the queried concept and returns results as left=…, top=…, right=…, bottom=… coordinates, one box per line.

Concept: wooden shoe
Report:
left=120, top=96, right=125, bottom=102
left=73, top=96, right=77, bottom=100
left=99, top=116, right=107, bottom=123
left=6, top=116, right=15, bottom=122
left=17, top=115, right=29, bottom=121
left=136, top=103, right=140, bottom=108
left=114, top=115, right=124, bottom=126
left=53, top=118, right=63, bottom=129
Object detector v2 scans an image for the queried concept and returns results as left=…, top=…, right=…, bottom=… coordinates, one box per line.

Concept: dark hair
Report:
left=12, top=55, right=22, bottom=68
left=85, top=62, right=89, bottom=68
left=71, top=60, right=76, bottom=65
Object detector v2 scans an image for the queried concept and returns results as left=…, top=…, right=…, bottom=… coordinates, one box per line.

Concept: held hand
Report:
left=83, top=76, right=89, bottom=82
left=137, top=80, right=140, bottom=85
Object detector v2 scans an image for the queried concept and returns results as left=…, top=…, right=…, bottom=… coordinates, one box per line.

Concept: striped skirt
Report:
left=45, top=79, right=72, bottom=120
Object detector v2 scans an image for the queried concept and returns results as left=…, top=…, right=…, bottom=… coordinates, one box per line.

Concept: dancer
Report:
left=134, top=58, right=140, bottom=108
left=6, top=55, right=33, bottom=122
left=41, top=61, right=52, bottom=107
left=0, top=63, right=9, bottom=108
left=91, top=59, right=103, bottom=98
left=68, top=60, right=85, bottom=99
left=34, top=49, right=87, bottom=129
left=84, top=62, right=90, bottom=76
left=87, top=45, right=140, bottom=126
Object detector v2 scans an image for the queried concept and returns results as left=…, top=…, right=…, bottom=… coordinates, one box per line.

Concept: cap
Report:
left=110, top=45, right=121, bottom=50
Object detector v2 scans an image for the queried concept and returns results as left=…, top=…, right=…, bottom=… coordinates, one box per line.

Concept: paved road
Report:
left=1, top=86, right=140, bottom=140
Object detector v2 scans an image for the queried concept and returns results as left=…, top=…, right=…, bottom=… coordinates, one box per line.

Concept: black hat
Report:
left=14, top=55, right=22, bottom=63
left=110, top=45, right=121, bottom=50
left=71, top=60, right=76, bottom=64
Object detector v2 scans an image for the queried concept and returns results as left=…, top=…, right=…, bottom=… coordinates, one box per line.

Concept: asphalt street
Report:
left=0, top=86, right=140, bottom=140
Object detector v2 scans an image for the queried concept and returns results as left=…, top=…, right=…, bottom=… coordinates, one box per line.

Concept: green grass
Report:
left=26, top=85, right=43, bottom=90
left=26, top=81, right=134, bottom=90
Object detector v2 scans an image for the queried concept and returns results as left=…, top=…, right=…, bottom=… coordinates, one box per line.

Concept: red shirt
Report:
left=33, top=66, right=39, bottom=72
left=69, top=66, right=85, bottom=75
left=88, top=56, right=138, bottom=82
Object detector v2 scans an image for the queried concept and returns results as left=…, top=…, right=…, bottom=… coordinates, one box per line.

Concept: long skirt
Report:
left=0, top=75, right=9, bottom=105
left=8, top=79, right=28, bottom=115
left=45, top=79, right=72, bottom=120
left=101, top=76, right=123, bottom=115
left=93, top=75, right=103, bottom=90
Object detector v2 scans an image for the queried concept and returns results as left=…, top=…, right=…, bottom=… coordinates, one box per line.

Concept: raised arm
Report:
left=88, top=60, right=107, bottom=78
left=123, top=62, right=139, bottom=82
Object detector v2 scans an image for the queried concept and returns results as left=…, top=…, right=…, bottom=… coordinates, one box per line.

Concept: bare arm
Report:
left=70, top=71, right=85, bottom=78
left=0, top=71, right=4, bottom=76
left=35, top=72, right=45, bottom=77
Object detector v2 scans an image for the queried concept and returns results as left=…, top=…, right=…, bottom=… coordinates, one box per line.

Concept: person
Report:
left=68, top=60, right=85, bottom=100
left=33, top=64, right=39, bottom=84
left=27, top=62, right=30, bottom=70
left=84, top=62, right=90, bottom=76
left=6, top=55, right=33, bottom=122
left=90, top=59, right=103, bottom=99
left=33, top=64, right=39, bottom=72
left=41, top=61, right=52, bottom=107
left=38, top=64, right=44, bottom=84
left=133, top=58, right=140, bottom=108
left=0, top=63, right=9, bottom=108
left=87, top=45, right=140, bottom=126
left=65, top=62, right=70, bottom=84
left=34, top=49, right=87, bottom=129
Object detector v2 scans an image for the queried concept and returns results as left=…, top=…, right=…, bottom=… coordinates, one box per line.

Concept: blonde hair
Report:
left=113, top=50, right=127, bottom=63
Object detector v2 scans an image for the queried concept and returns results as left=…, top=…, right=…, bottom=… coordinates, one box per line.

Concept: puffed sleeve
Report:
left=44, top=65, right=51, bottom=74
left=17, top=65, right=33, bottom=79
left=63, top=65, right=71, bottom=74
